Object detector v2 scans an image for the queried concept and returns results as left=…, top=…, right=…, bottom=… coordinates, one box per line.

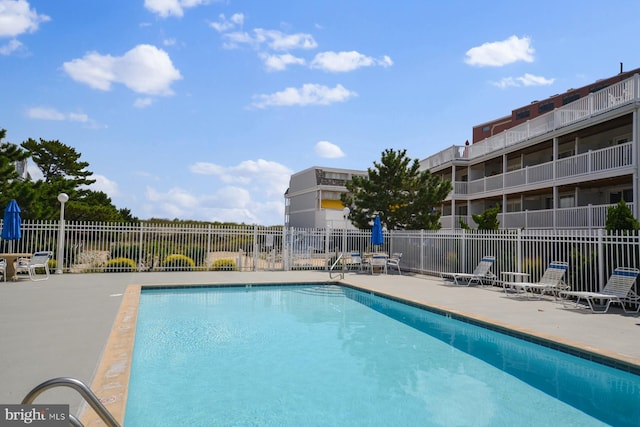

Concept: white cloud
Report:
left=465, top=35, right=534, bottom=67
left=0, top=0, right=50, bottom=38
left=223, top=28, right=317, bottom=51
left=492, top=73, right=555, bottom=89
left=144, top=0, right=213, bottom=18
left=315, top=141, right=345, bottom=158
left=62, top=44, right=182, bottom=96
left=134, top=97, right=155, bottom=108
left=210, top=13, right=244, bottom=32
left=143, top=180, right=286, bottom=225
left=190, top=159, right=292, bottom=198
left=311, top=51, right=393, bottom=72
left=89, top=174, right=120, bottom=197
left=251, top=83, right=357, bottom=108
left=26, top=106, right=91, bottom=123
left=261, top=53, right=306, bottom=71
left=0, top=38, right=21, bottom=55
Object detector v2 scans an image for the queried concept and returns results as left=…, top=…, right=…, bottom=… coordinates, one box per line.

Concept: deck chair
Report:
left=370, top=254, right=387, bottom=275
left=504, top=261, right=569, bottom=299
left=0, top=258, right=5, bottom=282
left=16, top=251, right=53, bottom=281
left=347, top=252, right=364, bottom=271
left=387, top=253, right=402, bottom=275
left=442, top=256, right=496, bottom=286
left=560, top=267, right=640, bottom=313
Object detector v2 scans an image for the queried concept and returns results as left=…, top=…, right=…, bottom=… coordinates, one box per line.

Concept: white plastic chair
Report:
left=370, top=254, right=387, bottom=274
left=348, top=252, right=364, bottom=271
left=505, top=261, right=569, bottom=299
left=561, top=267, right=639, bottom=313
left=387, top=253, right=402, bottom=275
left=442, top=256, right=496, bottom=286
left=0, top=258, right=6, bottom=282
left=16, top=251, right=53, bottom=281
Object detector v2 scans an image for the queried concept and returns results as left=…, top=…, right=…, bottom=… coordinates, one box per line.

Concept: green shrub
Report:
left=210, top=259, right=236, bottom=271
left=105, top=257, right=137, bottom=272
left=163, top=254, right=195, bottom=270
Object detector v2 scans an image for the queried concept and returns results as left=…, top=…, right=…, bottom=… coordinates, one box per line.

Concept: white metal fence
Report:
left=2, top=221, right=639, bottom=295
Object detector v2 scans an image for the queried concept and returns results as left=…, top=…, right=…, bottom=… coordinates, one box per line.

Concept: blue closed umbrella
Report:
left=1, top=199, right=22, bottom=251
left=371, top=215, right=384, bottom=247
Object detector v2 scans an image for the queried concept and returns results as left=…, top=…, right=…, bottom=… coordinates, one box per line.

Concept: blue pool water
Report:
left=125, top=284, right=640, bottom=426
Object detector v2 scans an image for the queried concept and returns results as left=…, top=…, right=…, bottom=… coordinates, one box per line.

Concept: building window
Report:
left=562, top=93, right=580, bottom=105
left=515, top=109, right=530, bottom=120
left=538, top=101, right=554, bottom=114
left=324, top=172, right=348, bottom=180
left=482, top=125, right=490, bottom=132
left=559, top=196, right=575, bottom=208
left=610, top=189, right=634, bottom=203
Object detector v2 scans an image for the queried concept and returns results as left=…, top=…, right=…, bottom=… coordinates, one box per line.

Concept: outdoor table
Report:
left=0, top=253, right=31, bottom=281
left=501, top=271, right=530, bottom=295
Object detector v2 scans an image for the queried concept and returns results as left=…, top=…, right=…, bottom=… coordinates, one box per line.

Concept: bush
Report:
left=210, top=259, right=236, bottom=271
left=163, top=254, right=195, bottom=270
left=105, top=257, right=137, bottom=272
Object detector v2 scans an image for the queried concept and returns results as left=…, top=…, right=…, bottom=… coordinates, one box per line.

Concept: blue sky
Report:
left=1, top=0, right=638, bottom=226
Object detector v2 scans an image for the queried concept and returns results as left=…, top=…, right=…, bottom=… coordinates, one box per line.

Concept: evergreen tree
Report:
left=341, top=148, right=452, bottom=230
left=605, top=199, right=640, bottom=232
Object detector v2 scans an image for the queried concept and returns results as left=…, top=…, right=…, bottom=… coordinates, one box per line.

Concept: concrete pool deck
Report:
left=1, top=270, right=639, bottom=424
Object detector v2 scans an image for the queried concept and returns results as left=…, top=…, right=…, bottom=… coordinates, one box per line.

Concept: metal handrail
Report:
left=328, top=252, right=344, bottom=279
left=21, top=377, right=120, bottom=427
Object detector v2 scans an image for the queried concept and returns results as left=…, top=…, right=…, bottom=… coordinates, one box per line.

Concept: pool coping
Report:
left=80, top=280, right=640, bottom=426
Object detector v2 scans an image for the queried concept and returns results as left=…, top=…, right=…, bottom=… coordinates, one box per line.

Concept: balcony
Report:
left=449, top=142, right=633, bottom=199
left=440, top=203, right=633, bottom=229
left=421, top=74, right=639, bottom=171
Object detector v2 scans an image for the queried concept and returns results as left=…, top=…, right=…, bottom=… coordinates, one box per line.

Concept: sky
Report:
left=1, top=0, right=639, bottom=226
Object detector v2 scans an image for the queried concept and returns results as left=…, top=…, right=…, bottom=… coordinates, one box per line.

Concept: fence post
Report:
left=517, top=228, right=522, bottom=272
left=598, top=228, right=604, bottom=292
left=138, top=223, right=143, bottom=272
left=420, top=229, right=425, bottom=273
left=283, top=227, right=290, bottom=271
left=253, top=224, right=258, bottom=272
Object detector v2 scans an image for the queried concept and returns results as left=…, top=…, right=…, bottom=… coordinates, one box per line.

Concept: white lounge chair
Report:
left=0, top=258, right=6, bottom=282
left=442, top=256, right=496, bottom=286
left=560, top=267, right=640, bottom=313
left=504, top=261, right=569, bottom=299
left=16, top=251, right=53, bottom=281
left=387, top=253, right=402, bottom=275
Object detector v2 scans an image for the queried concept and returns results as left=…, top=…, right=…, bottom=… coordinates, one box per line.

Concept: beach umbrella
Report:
left=1, top=199, right=22, bottom=252
left=371, top=215, right=384, bottom=247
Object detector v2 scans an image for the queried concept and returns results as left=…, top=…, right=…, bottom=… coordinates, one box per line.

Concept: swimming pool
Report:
left=124, top=284, right=640, bottom=426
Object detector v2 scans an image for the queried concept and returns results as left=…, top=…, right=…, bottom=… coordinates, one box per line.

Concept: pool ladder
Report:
left=21, top=377, right=120, bottom=427
left=329, top=253, right=345, bottom=280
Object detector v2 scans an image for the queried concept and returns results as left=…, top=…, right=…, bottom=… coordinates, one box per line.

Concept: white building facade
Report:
left=422, top=71, right=640, bottom=229
left=284, top=166, right=367, bottom=229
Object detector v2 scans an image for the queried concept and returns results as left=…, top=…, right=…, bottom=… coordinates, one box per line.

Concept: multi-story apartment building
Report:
left=421, top=67, right=640, bottom=229
left=284, top=166, right=367, bottom=229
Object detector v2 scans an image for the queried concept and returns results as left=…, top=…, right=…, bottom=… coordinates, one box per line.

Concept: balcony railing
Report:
left=451, top=142, right=632, bottom=197
left=421, top=74, right=638, bottom=170
left=443, top=203, right=633, bottom=230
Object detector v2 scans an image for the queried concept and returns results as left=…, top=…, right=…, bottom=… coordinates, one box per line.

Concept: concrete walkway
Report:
left=1, top=270, right=639, bottom=417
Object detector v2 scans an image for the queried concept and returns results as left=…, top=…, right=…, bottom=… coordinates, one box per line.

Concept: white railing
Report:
left=450, top=142, right=632, bottom=198
left=421, top=74, right=639, bottom=170
left=2, top=221, right=640, bottom=295
left=443, top=203, right=633, bottom=230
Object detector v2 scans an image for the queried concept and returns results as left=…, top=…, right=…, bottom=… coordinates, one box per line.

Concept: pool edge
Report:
left=81, top=284, right=140, bottom=427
